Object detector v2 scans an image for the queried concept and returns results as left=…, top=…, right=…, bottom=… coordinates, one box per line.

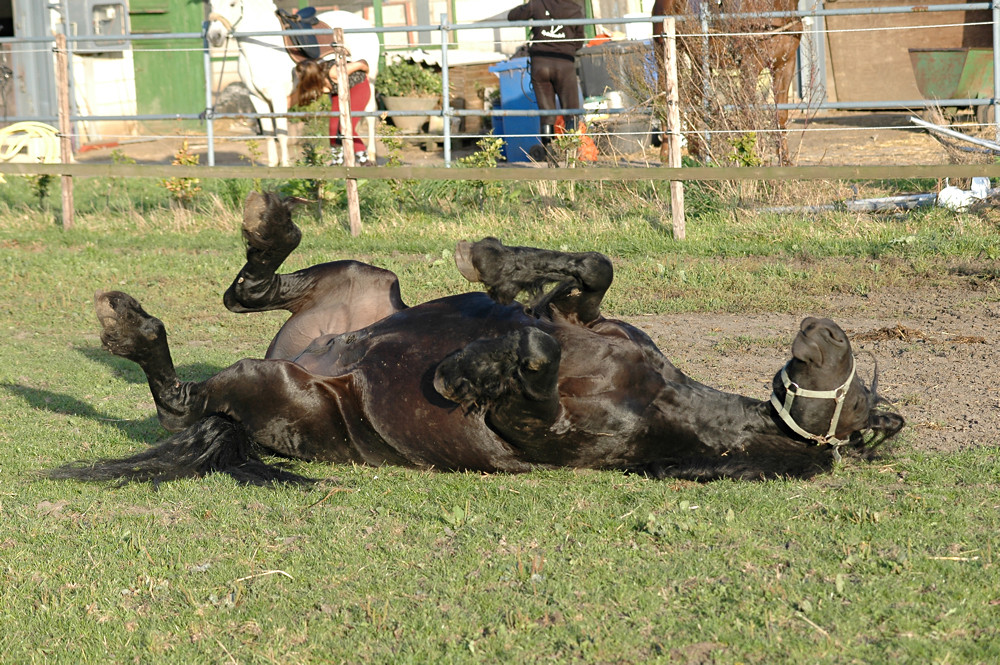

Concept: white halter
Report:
left=770, top=356, right=856, bottom=457
left=207, top=7, right=242, bottom=35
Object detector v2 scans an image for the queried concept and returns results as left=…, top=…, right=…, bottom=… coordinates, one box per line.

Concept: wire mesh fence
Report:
left=0, top=2, right=997, bottom=170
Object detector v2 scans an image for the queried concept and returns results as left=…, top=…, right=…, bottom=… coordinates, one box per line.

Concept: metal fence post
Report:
left=202, top=22, right=216, bottom=167
left=441, top=13, right=452, bottom=166
left=699, top=3, right=712, bottom=157
left=993, top=0, right=999, bottom=141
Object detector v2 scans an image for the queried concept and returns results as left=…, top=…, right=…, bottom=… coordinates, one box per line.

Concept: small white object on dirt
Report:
left=937, top=177, right=992, bottom=211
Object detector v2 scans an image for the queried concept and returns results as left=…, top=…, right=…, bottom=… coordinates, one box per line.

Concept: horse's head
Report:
left=771, top=317, right=904, bottom=452
left=205, top=0, right=243, bottom=48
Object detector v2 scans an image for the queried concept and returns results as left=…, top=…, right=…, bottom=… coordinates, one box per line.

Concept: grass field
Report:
left=1, top=175, right=998, bottom=663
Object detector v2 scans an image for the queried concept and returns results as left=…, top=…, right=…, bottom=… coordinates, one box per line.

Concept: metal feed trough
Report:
left=909, top=47, right=996, bottom=121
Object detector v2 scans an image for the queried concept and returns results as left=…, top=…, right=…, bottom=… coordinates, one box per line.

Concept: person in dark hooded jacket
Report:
left=507, top=0, right=584, bottom=155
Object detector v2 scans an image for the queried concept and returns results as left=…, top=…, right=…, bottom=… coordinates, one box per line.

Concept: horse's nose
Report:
left=799, top=317, right=821, bottom=333
left=206, top=24, right=226, bottom=46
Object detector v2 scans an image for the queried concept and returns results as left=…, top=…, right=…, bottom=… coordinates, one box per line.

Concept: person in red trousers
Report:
left=290, top=57, right=372, bottom=165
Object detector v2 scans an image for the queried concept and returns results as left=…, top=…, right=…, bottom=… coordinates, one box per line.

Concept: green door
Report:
left=130, top=0, right=206, bottom=122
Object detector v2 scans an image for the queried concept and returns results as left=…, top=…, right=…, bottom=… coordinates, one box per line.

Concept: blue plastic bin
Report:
left=489, top=58, right=541, bottom=162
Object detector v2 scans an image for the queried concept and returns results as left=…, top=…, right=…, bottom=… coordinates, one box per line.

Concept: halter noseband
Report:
left=769, top=355, right=856, bottom=457
left=207, top=7, right=242, bottom=35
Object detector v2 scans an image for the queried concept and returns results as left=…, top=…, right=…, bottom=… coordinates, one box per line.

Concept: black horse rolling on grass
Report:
left=53, top=193, right=903, bottom=485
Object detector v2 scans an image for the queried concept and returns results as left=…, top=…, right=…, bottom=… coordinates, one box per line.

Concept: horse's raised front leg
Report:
left=454, top=237, right=613, bottom=326
left=433, top=327, right=564, bottom=458
left=95, top=290, right=205, bottom=433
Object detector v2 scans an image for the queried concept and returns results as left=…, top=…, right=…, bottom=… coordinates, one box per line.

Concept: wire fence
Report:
left=0, top=3, right=997, bottom=168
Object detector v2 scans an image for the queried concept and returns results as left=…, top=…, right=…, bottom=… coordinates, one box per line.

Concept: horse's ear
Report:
left=868, top=410, right=905, bottom=441
left=282, top=196, right=313, bottom=210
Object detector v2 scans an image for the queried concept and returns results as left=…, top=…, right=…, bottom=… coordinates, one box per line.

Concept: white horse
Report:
left=206, top=0, right=379, bottom=166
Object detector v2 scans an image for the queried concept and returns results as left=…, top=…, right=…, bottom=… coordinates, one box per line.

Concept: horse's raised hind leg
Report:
left=96, top=289, right=336, bottom=443
left=454, top=237, right=613, bottom=326
left=223, top=191, right=406, bottom=360
left=223, top=191, right=303, bottom=314
left=64, top=290, right=350, bottom=484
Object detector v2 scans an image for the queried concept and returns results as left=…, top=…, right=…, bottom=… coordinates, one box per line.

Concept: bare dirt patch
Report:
left=788, top=111, right=952, bottom=166
left=628, top=280, right=1000, bottom=455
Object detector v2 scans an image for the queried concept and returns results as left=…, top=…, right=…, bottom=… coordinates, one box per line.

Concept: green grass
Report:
left=1, top=176, right=999, bottom=663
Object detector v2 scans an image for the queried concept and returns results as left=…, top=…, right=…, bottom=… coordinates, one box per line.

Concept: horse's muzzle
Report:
left=205, top=22, right=228, bottom=48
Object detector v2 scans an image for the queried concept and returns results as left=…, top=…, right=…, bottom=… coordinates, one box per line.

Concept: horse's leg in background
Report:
left=247, top=92, right=281, bottom=167
left=271, top=94, right=291, bottom=167
left=454, top=238, right=613, bottom=326
left=223, top=192, right=405, bottom=359
left=652, top=0, right=669, bottom=161
left=769, top=42, right=799, bottom=166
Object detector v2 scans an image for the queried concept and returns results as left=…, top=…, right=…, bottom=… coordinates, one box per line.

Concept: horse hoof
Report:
left=241, top=192, right=302, bottom=254
left=94, top=290, right=165, bottom=358
left=95, top=290, right=141, bottom=331
left=454, top=241, right=481, bottom=283
left=94, top=289, right=116, bottom=326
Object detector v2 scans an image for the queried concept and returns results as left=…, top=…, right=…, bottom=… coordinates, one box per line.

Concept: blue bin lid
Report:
left=489, top=57, right=530, bottom=74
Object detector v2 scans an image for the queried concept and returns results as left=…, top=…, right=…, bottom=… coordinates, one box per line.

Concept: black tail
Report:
left=49, top=416, right=313, bottom=486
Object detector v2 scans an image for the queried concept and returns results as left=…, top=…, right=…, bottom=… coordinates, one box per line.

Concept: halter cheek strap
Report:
left=769, top=356, right=856, bottom=458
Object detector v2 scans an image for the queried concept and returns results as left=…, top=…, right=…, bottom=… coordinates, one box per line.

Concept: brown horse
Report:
left=51, top=193, right=902, bottom=486
left=652, top=0, right=802, bottom=163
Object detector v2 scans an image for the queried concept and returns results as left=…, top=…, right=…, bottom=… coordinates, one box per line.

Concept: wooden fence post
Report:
left=663, top=18, right=685, bottom=240
left=333, top=28, right=362, bottom=237
left=55, top=33, right=74, bottom=229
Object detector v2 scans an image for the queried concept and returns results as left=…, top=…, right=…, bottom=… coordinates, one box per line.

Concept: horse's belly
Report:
left=283, top=295, right=540, bottom=471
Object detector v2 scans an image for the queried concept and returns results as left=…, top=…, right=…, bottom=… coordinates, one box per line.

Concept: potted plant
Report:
left=376, top=58, right=442, bottom=133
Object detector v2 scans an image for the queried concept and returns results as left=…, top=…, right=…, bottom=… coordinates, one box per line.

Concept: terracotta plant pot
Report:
left=382, top=95, right=439, bottom=134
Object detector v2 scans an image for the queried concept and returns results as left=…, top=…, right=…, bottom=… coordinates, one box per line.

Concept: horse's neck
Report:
left=652, top=381, right=780, bottom=454
left=232, top=0, right=286, bottom=56
left=235, top=0, right=281, bottom=32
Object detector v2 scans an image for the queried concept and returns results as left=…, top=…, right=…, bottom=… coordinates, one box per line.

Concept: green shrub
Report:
left=376, top=59, right=441, bottom=97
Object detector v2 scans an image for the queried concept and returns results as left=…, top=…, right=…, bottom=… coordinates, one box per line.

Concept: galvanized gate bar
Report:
left=5, top=4, right=999, bottom=162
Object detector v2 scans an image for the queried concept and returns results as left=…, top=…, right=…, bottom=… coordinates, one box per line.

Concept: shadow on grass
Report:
left=3, top=347, right=227, bottom=444
left=1, top=382, right=163, bottom=443
left=76, top=346, right=224, bottom=384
